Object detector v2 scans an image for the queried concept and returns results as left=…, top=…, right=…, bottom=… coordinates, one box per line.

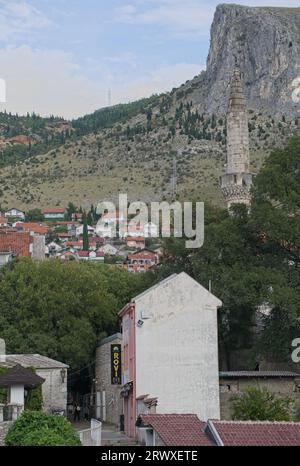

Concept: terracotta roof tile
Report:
left=43, top=208, right=65, bottom=214
left=0, top=231, right=31, bottom=256
left=212, top=421, right=300, bottom=446
left=139, top=414, right=213, bottom=446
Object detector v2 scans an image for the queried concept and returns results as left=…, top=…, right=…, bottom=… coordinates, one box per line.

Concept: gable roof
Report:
left=138, top=414, right=213, bottom=446
left=209, top=420, right=300, bottom=446
left=4, top=354, right=68, bottom=369
left=43, top=208, right=65, bottom=214
left=15, top=222, right=49, bottom=235
left=0, top=231, right=31, bottom=256
left=0, top=364, right=45, bottom=389
left=132, top=272, right=222, bottom=307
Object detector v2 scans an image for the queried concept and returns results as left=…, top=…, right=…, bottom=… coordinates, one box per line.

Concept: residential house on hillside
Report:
left=98, top=243, right=119, bottom=256
left=126, top=236, right=145, bottom=249
left=15, top=222, right=49, bottom=236
left=43, top=207, right=65, bottom=220
left=75, top=225, right=95, bottom=237
left=88, top=236, right=104, bottom=250
left=124, top=248, right=158, bottom=273
left=71, top=212, right=83, bottom=222
left=76, top=250, right=104, bottom=262
left=46, top=241, right=63, bottom=257
left=66, top=240, right=83, bottom=250
left=4, top=208, right=25, bottom=220
left=119, top=272, right=222, bottom=438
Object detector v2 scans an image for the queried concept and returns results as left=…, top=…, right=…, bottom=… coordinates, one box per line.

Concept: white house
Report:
left=5, top=208, right=25, bottom=220
left=120, top=272, right=222, bottom=437
left=43, top=208, right=65, bottom=220
left=76, top=250, right=105, bottom=262
left=75, top=225, right=95, bottom=237
left=98, top=244, right=119, bottom=256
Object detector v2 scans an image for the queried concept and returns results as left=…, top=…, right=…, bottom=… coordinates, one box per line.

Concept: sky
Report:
left=0, top=0, right=299, bottom=119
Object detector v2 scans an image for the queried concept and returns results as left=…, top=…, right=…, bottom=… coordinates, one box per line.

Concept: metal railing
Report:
left=78, top=419, right=102, bottom=446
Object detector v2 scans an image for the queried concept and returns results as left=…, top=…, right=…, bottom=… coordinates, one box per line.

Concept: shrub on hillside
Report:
left=5, top=410, right=81, bottom=446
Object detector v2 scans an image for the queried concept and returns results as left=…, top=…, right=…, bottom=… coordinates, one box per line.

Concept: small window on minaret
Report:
left=242, top=179, right=247, bottom=187
left=234, top=175, right=237, bottom=184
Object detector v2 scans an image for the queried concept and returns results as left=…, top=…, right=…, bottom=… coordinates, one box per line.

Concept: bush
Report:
left=24, top=368, right=43, bottom=411
left=231, top=387, right=291, bottom=421
left=5, top=410, right=81, bottom=446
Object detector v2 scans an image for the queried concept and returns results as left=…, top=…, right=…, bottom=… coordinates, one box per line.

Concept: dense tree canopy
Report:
left=0, top=259, right=153, bottom=369
left=159, top=136, right=300, bottom=368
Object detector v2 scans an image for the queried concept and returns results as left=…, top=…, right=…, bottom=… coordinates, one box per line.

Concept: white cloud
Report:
left=0, top=0, right=53, bottom=40
left=114, top=0, right=300, bottom=39
left=114, top=1, right=215, bottom=39
left=0, top=46, right=202, bottom=119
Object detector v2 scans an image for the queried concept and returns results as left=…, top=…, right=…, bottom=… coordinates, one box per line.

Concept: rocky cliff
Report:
left=189, top=4, right=300, bottom=118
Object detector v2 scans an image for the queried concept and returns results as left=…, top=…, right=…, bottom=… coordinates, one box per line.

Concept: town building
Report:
left=136, top=414, right=300, bottom=446
left=76, top=250, right=105, bottom=262
left=95, top=333, right=123, bottom=426
left=220, top=69, right=253, bottom=208
left=43, top=207, right=65, bottom=220
left=14, top=222, right=49, bottom=236
left=98, top=243, right=119, bottom=256
left=126, top=236, right=146, bottom=250
left=0, top=231, right=31, bottom=257
left=4, top=208, right=25, bottom=220
left=0, top=354, right=68, bottom=413
left=124, top=249, right=158, bottom=273
left=119, top=272, right=222, bottom=437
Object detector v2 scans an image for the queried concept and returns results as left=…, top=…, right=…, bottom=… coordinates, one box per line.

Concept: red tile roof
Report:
left=77, top=250, right=89, bottom=257
left=15, top=222, right=49, bottom=235
left=66, top=241, right=83, bottom=247
left=43, top=208, right=65, bottom=214
left=126, top=236, right=145, bottom=242
left=0, top=231, right=31, bottom=257
left=139, top=414, right=213, bottom=446
left=57, top=232, right=71, bottom=238
left=211, top=421, right=300, bottom=446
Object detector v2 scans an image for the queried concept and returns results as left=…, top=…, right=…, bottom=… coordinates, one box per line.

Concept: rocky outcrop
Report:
left=190, top=4, right=300, bottom=117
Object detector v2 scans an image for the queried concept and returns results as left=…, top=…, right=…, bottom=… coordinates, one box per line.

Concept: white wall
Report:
left=10, top=385, right=24, bottom=405
left=135, top=272, right=221, bottom=421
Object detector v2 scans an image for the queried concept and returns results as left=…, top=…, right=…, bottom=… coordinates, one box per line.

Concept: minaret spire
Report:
left=220, top=68, right=253, bottom=209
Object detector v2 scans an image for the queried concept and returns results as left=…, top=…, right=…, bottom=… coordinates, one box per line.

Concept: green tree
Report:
left=82, top=211, right=89, bottom=251
left=25, top=208, right=44, bottom=222
left=0, top=259, right=153, bottom=370
left=231, top=387, right=291, bottom=421
left=5, top=410, right=81, bottom=446
left=65, top=202, right=77, bottom=221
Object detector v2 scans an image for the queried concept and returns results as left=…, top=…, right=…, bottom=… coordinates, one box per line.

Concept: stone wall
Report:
left=220, top=377, right=300, bottom=420
left=0, top=421, right=13, bottom=446
left=36, top=368, right=67, bottom=413
left=95, top=334, right=122, bottom=427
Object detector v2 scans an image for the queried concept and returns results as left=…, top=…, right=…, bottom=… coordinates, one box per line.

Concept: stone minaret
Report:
left=220, top=69, right=253, bottom=208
